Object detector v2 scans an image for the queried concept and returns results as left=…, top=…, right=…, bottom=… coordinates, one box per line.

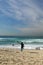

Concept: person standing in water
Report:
left=21, top=42, right=24, bottom=51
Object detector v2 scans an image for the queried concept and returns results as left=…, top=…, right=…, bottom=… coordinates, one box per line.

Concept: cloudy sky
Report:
left=0, top=0, right=43, bottom=36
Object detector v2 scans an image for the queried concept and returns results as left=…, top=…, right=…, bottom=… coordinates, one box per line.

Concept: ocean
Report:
left=0, top=36, right=43, bottom=49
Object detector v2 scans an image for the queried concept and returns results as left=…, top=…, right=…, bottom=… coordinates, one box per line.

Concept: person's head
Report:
left=21, top=42, right=23, bottom=44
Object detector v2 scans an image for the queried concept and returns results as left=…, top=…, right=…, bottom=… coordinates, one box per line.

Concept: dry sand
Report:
left=0, top=48, right=43, bottom=65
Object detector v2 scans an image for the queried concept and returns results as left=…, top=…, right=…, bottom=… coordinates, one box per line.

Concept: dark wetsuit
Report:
left=21, top=42, right=24, bottom=51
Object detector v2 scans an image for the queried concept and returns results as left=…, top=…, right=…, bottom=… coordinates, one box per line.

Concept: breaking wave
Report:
left=0, top=38, right=43, bottom=45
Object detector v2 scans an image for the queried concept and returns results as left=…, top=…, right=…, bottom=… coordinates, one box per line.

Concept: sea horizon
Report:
left=0, top=35, right=43, bottom=38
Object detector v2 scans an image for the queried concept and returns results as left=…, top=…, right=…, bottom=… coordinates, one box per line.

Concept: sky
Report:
left=0, top=0, right=43, bottom=36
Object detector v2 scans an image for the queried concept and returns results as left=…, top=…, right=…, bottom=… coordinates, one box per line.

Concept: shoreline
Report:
left=0, top=45, right=43, bottom=50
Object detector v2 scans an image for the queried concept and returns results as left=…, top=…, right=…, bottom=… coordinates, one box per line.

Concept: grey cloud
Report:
left=0, top=0, right=43, bottom=21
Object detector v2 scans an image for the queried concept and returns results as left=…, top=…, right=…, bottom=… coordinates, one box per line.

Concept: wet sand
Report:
left=0, top=48, right=43, bottom=65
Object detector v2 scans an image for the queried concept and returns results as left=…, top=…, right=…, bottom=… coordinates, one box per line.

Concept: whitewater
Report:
left=0, top=37, right=43, bottom=49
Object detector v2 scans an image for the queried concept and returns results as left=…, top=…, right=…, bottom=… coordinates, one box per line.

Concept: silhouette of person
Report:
left=21, top=42, right=24, bottom=51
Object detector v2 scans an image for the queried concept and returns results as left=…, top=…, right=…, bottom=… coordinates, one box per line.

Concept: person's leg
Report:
left=21, top=47, right=23, bottom=51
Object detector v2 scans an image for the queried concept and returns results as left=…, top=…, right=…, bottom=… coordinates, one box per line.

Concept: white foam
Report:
left=21, top=39, right=43, bottom=43
left=0, top=44, right=43, bottom=50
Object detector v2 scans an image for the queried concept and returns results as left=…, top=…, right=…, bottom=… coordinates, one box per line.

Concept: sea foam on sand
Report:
left=0, top=44, right=43, bottom=50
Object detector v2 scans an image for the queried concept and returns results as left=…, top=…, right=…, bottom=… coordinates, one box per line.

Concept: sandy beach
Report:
left=0, top=48, right=43, bottom=65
